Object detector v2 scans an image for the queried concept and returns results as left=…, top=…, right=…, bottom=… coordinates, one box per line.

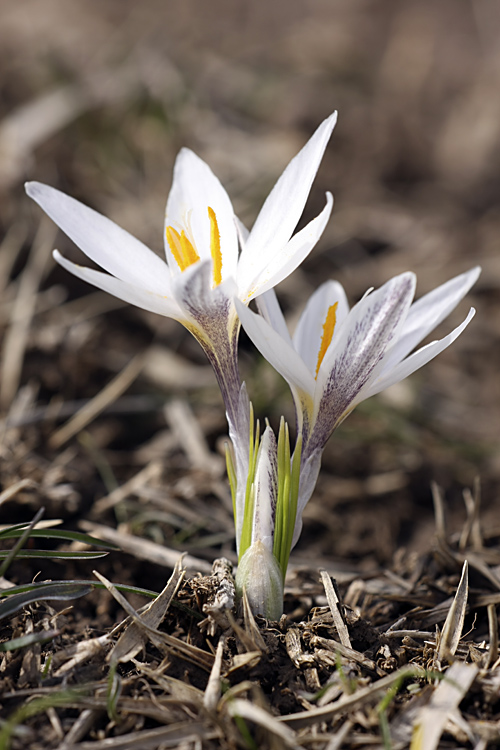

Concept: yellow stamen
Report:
left=208, top=206, right=222, bottom=286
left=166, top=226, right=200, bottom=271
left=166, top=226, right=183, bottom=267
left=180, top=230, right=199, bottom=267
left=315, top=302, right=338, bottom=378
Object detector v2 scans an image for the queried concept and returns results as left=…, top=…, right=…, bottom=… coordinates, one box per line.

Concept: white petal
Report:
left=293, top=280, right=349, bottom=375
left=255, top=289, right=293, bottom=346
left=54, top=251, right=183, bottom=318
left=241, top=192, right=333, bottom=301
left=235, top=216, right=250, bottom=243
left=379, top=267, right=481, bottom=373
left=26, top=182, right=171, bottom=295
left=165, top=149, right=238, bottom=280
left=361, top=308, right=476, bottom=398
left=235, top=299, right=315, bottom=397
left=308, top=273, right=416, bottom=451
left=239, top=112, right=337, bottom=285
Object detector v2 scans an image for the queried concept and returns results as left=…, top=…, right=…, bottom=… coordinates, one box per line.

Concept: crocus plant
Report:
left=236, top=267, right=480, bottom=551
left=26, top=112, right=479, bottom=620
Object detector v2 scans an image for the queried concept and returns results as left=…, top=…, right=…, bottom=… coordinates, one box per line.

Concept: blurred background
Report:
left=0, top=0, right=499, bottom=579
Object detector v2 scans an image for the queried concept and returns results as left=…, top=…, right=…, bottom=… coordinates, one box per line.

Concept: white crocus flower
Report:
left=25, top=111, right=337, bottom=551
left=236, top=267, right=480, bottom=545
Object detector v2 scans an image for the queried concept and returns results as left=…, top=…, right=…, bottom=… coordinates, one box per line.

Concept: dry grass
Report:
left=1, top=510, right=500, bottom=749
left=0, top=0, right=499, bottom=747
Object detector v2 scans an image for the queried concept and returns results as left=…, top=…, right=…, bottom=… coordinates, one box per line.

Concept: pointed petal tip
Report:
left=25, top=180, right=42, bottom=197
left=391, top=271, right=417, bottom=297
left=453, top=306, right=476, bottom=331
left=25, top=181, right=63, bottom=207
left=320, top=111, right=338, bottom=130
left=404, top=270, right=417, bottom=289
left=170, top=147, right=205, bottom=183
left=327, top=110, right=338, bottom=127
left=468, top=266, right=481, bottom=283
left=402, top=270, right=417, bottom=283
left=315, top=111, right=338, bottom=144
left=324, top=191, right=334, bottom=214
left=177, top=146, right=194, bottom=160
left=175, top=146, right=206, bottom=169
left=451, top=265, right=481, bottom=289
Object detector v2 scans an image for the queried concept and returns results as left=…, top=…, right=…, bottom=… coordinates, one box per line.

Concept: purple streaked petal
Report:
left=378, top=267, right=480, bottom=374
left=360, top=307, right=476, bottom=399
left=309, top=273, right=416, bottom=452
left=252, top=425, right=278, bottom=552
left=174, top=259, right=235, bottom=326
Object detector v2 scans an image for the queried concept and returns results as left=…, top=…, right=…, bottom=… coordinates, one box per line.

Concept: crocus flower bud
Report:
left=235, top=540, right=284, bottom=621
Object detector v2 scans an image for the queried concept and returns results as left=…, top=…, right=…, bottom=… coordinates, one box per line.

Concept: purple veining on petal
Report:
left=252, top=427, right=278, bottom=552
left=305, top=275, right=414, bottom=457
left=295, top=394, right=313, bottom=449
left=178, top=261, right=243, bottom=426
left=178, top=261, right=251, bottom=553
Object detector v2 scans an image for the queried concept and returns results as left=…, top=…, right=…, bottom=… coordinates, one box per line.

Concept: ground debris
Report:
left=1, top=521, right=499, bottom=750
